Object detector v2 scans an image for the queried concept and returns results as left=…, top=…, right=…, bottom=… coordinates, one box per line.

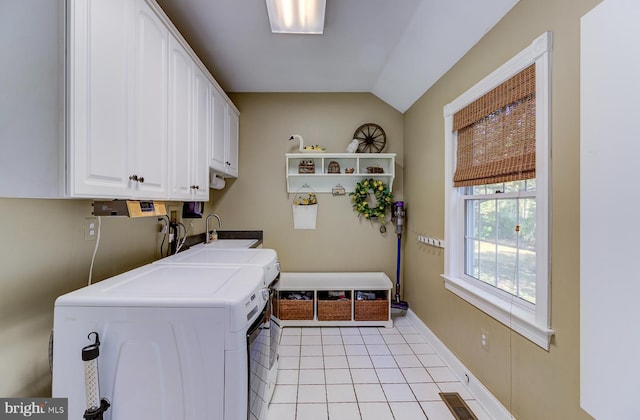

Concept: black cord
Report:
left=160, top=232, right=167, bottom=257
left=158, top=216, right=170, bottom=257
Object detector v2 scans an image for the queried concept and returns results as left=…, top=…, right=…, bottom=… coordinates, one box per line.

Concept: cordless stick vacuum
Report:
left=391, top=202, right=409, bottom=312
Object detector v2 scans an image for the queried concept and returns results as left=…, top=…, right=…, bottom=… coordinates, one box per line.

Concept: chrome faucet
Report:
left=205, top=213, right=223, bottom=243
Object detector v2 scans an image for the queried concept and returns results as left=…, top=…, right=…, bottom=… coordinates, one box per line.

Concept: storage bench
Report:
left=275, top=272, right=393, bottom=328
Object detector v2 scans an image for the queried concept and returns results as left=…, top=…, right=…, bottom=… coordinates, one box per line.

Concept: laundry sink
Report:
left=182, top=230, right=263, bottom=250
left=199, top=239, right=259, bottom=249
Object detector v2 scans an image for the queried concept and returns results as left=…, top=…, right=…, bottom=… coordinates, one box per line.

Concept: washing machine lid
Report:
left=158, top=248, right=280, bottom=286
left=55, top=264, right=265, bottom=309
left=162, top=247, right=277, bottom=266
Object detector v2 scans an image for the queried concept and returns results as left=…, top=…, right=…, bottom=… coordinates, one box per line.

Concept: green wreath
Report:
left=350, top=179, right=393, bottom=220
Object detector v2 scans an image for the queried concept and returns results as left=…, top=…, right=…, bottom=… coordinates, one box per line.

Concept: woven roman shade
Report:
left=453, top=64, right=536, bottom=187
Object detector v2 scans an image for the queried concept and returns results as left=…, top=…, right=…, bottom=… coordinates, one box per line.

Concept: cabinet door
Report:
left=226, top=107, right=239, bottom=177
left=192, top=66, right=211, bottom=200
left=210, top=87, right=227, bottom=174
left=167, top=35, right=193, bottom=200
left=133, top=0, right=168, bottom=199
left=0, top=0, right=65, bottom=197
left=69, top=0, right=134, bottom=198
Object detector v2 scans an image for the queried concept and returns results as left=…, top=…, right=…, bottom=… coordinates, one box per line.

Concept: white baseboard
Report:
left=405, top=309, right=516, bottom=420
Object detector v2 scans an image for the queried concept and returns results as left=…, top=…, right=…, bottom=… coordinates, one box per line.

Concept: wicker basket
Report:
left=298, top=160, right=315, bottom=174
left=278, top=299, right=314, bottom=320
left=327, top=161, right=341, bottom=174
left=317, top=299, right=352, bottom=321
left=366, top=166, right=384, bottom=174
left=354, top=300, right=389, bottom=321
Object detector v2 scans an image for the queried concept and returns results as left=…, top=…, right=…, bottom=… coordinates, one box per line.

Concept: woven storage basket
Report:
left=366, top=166, right=384, bottom=174
left=278, top=299, right=314, bottom=320
left=354, top=300, right=389, bottom=321
left=298, top=160, right=315, bottom=174
left=317, top=300, right=352, bottom=321
left=327, top=161, right=341, bottom=174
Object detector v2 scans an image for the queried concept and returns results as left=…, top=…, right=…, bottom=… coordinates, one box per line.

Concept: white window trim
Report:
left=442, top=32, right=554, bottom=350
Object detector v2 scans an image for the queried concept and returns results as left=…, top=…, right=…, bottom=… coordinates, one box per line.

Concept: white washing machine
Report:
left=52, top=263, right=268, bottom=420
left=155, top=246, right=281, bottom=407
left=159, top=246, right=280, bottom=288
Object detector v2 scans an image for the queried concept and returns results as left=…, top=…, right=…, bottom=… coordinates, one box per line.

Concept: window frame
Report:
left=443, top=32, right=554, bottom=350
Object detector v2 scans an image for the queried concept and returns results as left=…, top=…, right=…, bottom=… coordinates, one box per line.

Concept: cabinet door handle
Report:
left=138, top=176, right=144, bottom=183
left=190, top=185, right=199, bottom=190
left=129, top=174, right=138, bottom=182
left=225, top=161, right=230, bottom=166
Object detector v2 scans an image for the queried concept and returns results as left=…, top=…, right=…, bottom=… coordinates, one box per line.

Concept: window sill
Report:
left=442, top=274, right=554, bottom=350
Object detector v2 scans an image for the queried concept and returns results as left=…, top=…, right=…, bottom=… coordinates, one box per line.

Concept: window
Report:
left=465, top=180, right=537, bottom=304
left=443, top=32, right=554, bottom=350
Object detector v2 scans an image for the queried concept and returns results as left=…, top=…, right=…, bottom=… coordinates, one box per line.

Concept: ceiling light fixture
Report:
left=266, top=0, right=326, bottom=34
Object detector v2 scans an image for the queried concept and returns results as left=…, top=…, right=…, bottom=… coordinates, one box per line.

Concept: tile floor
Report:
left=267, top=315, right=492, bottom=420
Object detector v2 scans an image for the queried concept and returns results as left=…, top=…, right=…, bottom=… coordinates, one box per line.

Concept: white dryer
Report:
left=52, top=263, right=268, bottom=420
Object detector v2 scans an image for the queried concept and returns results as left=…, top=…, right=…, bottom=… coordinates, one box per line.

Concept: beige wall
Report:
left=0, top=198, right=162, bottom=396
left=403, top=0, right=600, bottom=418
left=207, top=93, right=404, bottom=274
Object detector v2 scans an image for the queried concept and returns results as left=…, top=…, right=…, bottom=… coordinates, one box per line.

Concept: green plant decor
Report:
left=350, top=179, right=393, bottom=221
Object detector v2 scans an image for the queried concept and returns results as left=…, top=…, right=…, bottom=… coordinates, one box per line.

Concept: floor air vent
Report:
left=439, top=392, right=478, bottom=420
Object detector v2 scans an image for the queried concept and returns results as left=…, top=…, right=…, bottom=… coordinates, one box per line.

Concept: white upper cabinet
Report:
left=70, top=0, right=169, bottom=199
left=70, top=0, right=168, bottom=199
left=0, top=0, right=235, bottom=199
left=168, top=35, right=210, bottom=200
left=210, top=87, right=239, bottom=178
left=68, top=0, right=134, bottom=198
left=226, top=107, right=239, bottom=178
left=0, top=0, right=65, bottom=198
left=168, top=35, right=194, bottom=199
left=132, top=0, right=169, bottom=199
left=210, top=87, right=227, bottom=175
left=191, top=67, right=211, bottom=199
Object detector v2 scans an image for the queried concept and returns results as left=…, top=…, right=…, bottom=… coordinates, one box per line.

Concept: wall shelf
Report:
left=286, top=153, right=395, bottom=193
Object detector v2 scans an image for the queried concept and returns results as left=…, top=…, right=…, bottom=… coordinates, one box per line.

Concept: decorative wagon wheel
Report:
left=353, top=123, right=386, bottom=153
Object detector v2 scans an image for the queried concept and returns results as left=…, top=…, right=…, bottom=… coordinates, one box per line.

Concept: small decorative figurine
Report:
left=346, top=139, right=359, bottom=153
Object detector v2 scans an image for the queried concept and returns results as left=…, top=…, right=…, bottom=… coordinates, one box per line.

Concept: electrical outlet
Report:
left=481, top=328, right=490, bottom=352
left=84, top=217, right=97, bottom=241
left=168, top=205, right=180, bottom=223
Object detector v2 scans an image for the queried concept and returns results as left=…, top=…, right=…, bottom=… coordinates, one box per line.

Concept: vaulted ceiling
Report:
left=156, top=0, right=519, bottom=112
